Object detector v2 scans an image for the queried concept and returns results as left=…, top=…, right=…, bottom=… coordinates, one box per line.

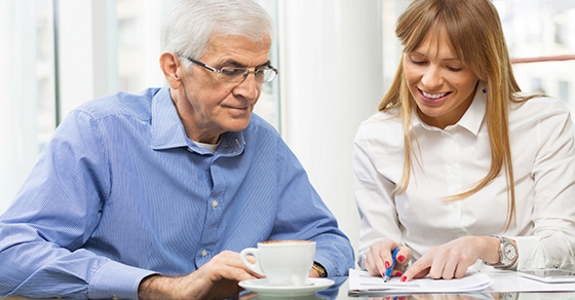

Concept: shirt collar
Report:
left=412, top=81, right=487, bottom=135
left=150, top=85, right=246, bottom=155
left=150, top=86, right=189, bottom=150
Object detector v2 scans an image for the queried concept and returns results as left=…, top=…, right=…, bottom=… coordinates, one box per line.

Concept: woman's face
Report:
left=403, top=28, right=480, bottom=129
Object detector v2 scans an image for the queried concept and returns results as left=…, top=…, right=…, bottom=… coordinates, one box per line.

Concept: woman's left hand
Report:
left=401, top=235, right=498, bottom=281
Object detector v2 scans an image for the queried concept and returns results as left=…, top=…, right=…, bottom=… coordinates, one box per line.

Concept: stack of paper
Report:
left=348, top=268, right=494, bottom=295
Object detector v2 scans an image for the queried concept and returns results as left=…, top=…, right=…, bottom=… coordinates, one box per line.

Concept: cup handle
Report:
left=240, top=247, right=264, bottom=275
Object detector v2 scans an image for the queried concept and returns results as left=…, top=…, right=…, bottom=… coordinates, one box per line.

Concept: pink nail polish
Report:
left=394, top=271, right=402, bottom=276
left=385, top=261, right=390, bottom=269
left=401, top=276, right=407, bottom=282
left=397, top=255, right=405, bottom=262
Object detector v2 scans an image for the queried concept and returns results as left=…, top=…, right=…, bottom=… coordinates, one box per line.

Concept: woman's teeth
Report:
left=422, top=91, right=447, bottom=99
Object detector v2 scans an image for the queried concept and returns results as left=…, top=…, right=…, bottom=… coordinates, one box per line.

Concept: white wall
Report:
left=278, top=0, right=384, bottom=260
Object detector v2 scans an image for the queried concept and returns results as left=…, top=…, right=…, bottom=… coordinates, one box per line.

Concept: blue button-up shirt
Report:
left=0, top=86, right=354, bottom=299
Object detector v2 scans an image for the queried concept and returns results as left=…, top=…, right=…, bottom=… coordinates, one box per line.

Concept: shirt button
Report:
left=201, top=249, right=208, bottom=257
left=212, top=200, right=218, bottom=208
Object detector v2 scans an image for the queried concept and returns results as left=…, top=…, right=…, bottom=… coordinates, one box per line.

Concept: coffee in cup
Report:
left=240, top=240, right=316, bottom=286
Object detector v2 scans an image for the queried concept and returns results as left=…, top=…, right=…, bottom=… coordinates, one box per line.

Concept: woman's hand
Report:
left=401, top=235, right=500, bottom=282
left=364, top=239, right=412, bottom=279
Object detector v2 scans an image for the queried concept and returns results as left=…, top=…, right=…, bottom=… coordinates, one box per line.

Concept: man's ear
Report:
left=159, top=52, right=183, bottom=89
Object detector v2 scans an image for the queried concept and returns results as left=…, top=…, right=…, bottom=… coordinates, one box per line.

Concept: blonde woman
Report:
left=354, top=0, right=575, bottom=282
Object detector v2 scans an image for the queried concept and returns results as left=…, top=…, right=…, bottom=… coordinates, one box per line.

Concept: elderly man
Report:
left=0, top=0, right=354, bottom=299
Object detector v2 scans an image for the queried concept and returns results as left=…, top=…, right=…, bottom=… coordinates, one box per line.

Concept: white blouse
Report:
left=353, top=85, right=575, bottom=271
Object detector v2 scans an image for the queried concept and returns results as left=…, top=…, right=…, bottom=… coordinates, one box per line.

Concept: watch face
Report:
left=503, top=242, right=517, bottom=260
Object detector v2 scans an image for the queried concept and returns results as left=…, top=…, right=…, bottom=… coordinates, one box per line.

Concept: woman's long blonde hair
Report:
left=380, top=0, right=535, bottom=230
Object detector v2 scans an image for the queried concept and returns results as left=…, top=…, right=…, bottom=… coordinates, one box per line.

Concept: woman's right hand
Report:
left=364, top=239, right=412, bottom=278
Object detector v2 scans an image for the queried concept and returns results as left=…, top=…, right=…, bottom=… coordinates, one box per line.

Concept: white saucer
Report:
left=239, top=278, right=335, bottom=297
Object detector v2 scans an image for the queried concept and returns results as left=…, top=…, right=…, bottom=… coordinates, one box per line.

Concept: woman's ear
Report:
left=159, top=52, right=183, bottom=89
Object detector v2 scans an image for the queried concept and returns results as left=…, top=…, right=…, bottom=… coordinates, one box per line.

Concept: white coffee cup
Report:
left=240, top=240, right=316, bottom=286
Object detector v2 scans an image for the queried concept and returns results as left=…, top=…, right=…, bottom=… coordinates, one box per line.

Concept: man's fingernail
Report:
left=385, top=261, right=390, bottom=268
left=401, top=276, right=407, bottom=282
left=397, top=255, right=405, bottom=262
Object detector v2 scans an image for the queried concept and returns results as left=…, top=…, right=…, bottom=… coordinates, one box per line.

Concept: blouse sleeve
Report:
left=515, top=100, right=575, bottom=271
left=352, top=121, right=402, bottom=270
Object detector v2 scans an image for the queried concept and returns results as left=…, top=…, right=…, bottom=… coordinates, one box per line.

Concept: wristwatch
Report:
left=484, top=235, right=518, bottom=268
left=499, top=292, right=518, bottom=300
left=312, top=262, right=327, bottom=278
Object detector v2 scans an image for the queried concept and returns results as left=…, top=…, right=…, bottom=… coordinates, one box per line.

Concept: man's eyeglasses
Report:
left=179, top=55, right=278, bottom=84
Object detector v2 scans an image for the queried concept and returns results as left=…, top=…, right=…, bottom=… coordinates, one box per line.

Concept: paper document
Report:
left=348, top=268, right=494, bottom=294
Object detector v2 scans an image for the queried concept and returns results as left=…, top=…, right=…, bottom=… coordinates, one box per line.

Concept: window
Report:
left=2, top=0, right=574, bottom=213
left=381, top=0, right=575, bottom=115
left=494, top=0, right=575, bottom=113
left=0, top=0, right=56, bottom=212
left=0, top=0, right=281, bottom=212
left=559, top=80, right=570, bottom=104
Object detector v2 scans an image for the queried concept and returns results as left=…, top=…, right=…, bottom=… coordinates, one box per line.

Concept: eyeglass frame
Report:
left=178, top=54, right=278, bottom=84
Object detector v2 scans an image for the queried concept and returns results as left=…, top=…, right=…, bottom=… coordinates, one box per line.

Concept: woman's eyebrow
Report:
left=410, top=51, right=461, bottom=63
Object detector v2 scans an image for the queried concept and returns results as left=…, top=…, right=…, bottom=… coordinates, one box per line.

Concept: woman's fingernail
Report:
left=397, top=255, right=405, bottom=262
left=401, top=276, right=407, bottom=282
left=394, top=271, right=402, bottom=276
left=385, top=261, right=390, bottom=268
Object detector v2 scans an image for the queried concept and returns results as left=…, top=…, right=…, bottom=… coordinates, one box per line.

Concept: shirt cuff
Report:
left=89, top=260, right=157, bottom=300
left=315, top=254, right=341, bottom=277
left=513, top=235, right=541, bottom=269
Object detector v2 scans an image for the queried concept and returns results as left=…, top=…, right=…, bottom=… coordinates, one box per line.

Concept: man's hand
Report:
left=138, top=250, right=260, bottom=300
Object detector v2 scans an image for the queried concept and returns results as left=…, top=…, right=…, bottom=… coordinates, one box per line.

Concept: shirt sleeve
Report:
left=352, top=121, right=403, bottom=270
left=0, top=110, right=154, bottom=299
left=270, top=136, right=355, bottom=276
left=514, top=100, right=575, bottom=271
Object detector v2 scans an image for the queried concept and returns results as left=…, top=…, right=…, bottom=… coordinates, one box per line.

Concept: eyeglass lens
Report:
left=219, top=67, right=276, bottom=83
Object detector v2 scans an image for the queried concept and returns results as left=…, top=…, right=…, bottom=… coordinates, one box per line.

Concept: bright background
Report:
left=2, top=0, right=574, bottom=260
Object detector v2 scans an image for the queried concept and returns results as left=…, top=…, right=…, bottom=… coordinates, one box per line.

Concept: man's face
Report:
left=174, top=34, right=272, bottom=144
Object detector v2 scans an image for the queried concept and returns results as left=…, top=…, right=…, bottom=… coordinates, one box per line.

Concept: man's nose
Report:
left=234, top=72, right=260, bottom=100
